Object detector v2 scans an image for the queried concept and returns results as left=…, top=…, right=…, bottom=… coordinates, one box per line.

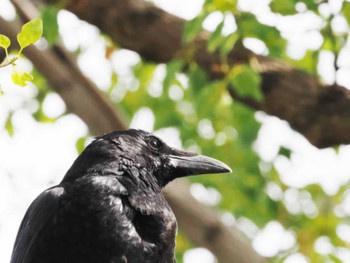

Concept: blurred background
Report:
left=1, top=0, right=350, bottom=262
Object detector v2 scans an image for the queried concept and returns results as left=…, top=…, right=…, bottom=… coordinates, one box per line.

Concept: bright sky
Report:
left=1, top=0, right=350, bottom=262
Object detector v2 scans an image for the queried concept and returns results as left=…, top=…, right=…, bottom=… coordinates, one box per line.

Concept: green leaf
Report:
left=303, top=0, right=318, bottom=11
left=207, top=19, right=225, bottom=53
left=220, top=33, right=239, bottom=55
left=342, top=2, right=350, bottom=26
left=76, top=137, right=87, bottom=154
left=237, top=13, right=286, bottom=57
left=213, top=0, right=237, bottom=12
left=12, top=72, right=34, bottom=87
left=230, top=65, right=263, bottom=102
left=328, top=254, right=343, bottom=263
left=5, top=113, right=14, bottom=136
left=183, top=13, right=206, bottom=43
left=204, top=0, right=238, bottom=12
left=41, top=7, right=59, bottom=46
left=107, top=72, right=118, bottom=95
left=164, top=60, right=183, bottom=90
left=188, top=65, right=208, bottom=94
left=0, top=34, right=11, bottom=50
left=278, top=146, right=291, bottom=159
left=17, top=18, right=43, bottom=51
left=270, top=0, right=296, bottom=15
left=288, top=50, right=318, bottom=74
left=133, top=61, right=156, bottom=92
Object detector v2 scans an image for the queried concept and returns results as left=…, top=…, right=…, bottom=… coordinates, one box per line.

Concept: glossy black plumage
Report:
left=10, top=129, right=231, bottom=263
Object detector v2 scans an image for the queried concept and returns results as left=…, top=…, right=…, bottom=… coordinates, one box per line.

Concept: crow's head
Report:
left=63, top=129, right=231, bottom=188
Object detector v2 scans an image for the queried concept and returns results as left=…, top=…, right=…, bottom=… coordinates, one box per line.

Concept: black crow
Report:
left=10, top=129, right=231, bottom=263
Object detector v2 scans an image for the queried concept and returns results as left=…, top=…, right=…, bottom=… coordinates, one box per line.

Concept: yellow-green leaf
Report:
left=17, top=18, right=43, bottom=51
left=270, top=0, right=296, bottom=15
left=329, top=254, right=343, bottom=263
left=75, top=137, right=87, bottom=154
left=0, top=34, right=10, bottom=49
left=342, top=2, right=350, bottom=26
left=12, top=72, right=34, bottom=87
left=5, top=113, right=14, bottom=136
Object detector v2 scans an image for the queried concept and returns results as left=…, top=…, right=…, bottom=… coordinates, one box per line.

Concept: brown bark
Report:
left=165, top=181, right=263, bottom=263
left=1, top=3, right=265, bottom=262
left=43, top=0, right=350, bottom=148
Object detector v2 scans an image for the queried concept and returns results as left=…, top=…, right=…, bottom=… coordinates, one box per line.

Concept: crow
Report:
left=10, top=129, right=231, bottom=263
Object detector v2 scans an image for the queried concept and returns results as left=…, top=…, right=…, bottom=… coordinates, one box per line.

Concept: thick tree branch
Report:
left=42, top=0, right=350, bottom=148
left=0, top=8, right=264, bottom=263
left=165, top=181, right=263, bottom=263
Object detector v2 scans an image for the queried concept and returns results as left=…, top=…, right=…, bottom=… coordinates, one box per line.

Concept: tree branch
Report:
left=40, top=0, right=350, bottom=148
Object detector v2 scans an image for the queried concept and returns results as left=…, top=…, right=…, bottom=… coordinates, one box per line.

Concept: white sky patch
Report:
left=235, top=217, right=259, bottom=239
left=337, top=69, right=350, bottom=89
left=283, top=188, right=318, bottom=218
left=255, top=114, right=350, bottom=195
left=314, top=236, right=333, bottom=255
left=328, top=0, right=343, bottom=14
left=110, top=50, right=141, bottom=75
left=265, top=182, right=283, bottom=201
left=319, top=3, right=332, bottom=18
left=202, top=11, right=237, bottom=35
left=197, top=119, right=215, bottom=140
left=253, top=221, right=296, bottom=257
left=151, top=0, right=204, bottom=20
left=154, top=127, right=182, bottom=149
left=0, top=0, right=15, bottom=20
left=220, top=211, right=236, bottom=227
left=77, top=39, right=113, bottom=90
left=318, top=50, right=336, bottom=84
left=184, top=247, right=216, bottom=263
left=42, top=93, right=66, bottom=119
left=58, top=10, right=100, bottom=52
left=284, top=253, right=310, bottom=263
left=129, top=107, right=155, bottom=131
left=336, top=224, right=350, bottom=243
left=335, top=247, right=350, bottom=263
left=243, top=38, right=268, bottom=55
left=190, top=183, right=221, bottom=206
left=222, top=13, right=237, bottom=35
left=238, top=0, right=271, bottom=14
left=340, top=189, right=350, bottom=216
left=331, top=14, right=349, bottom=34
left=0, top=113, right=87, bottom=262
left=338, top=47, right=350, bottom=68
left=203, top=11, right=224, bottom=32
left=147, top=65, right=166, bottom=97
left=168, top=84, right=184, bottom=101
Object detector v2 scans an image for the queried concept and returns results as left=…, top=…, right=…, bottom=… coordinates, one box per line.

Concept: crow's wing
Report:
left=10, top=177, right=158, bottom=263
left=10, top=186, right=65, bottom=263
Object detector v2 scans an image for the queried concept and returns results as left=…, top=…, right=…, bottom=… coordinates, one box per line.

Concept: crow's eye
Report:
left=148, top=136, right=162, bottom=151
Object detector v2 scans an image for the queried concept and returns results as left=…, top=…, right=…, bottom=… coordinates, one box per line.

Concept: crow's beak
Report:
left=168, top=151, right=231, bottom=179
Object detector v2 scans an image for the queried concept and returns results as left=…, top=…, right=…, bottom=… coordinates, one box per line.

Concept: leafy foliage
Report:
left=229, top=64, right=262, bottom=102
left=0, top=18, right=43, bottom=87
